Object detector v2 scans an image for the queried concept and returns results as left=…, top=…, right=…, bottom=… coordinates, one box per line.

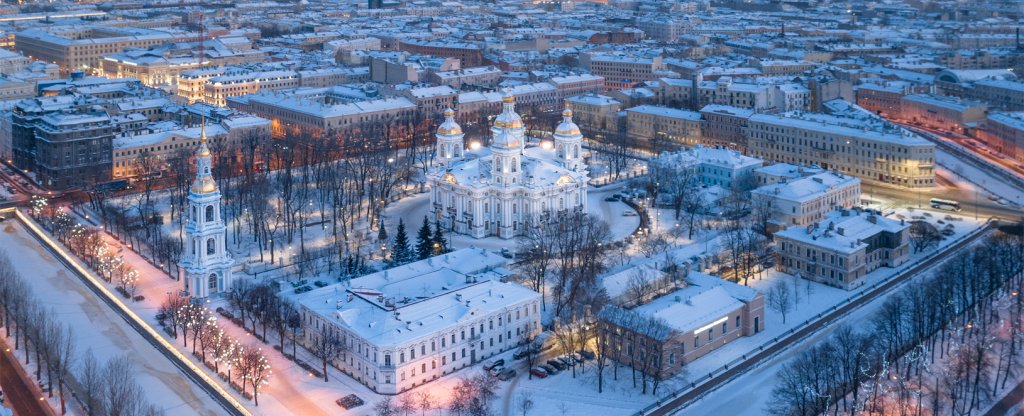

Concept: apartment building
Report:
left=977, top=112, right=1024, bottom=163
left=565, top=94, right=621, bottom=133
left=746, top=112, right=936, bottom=189
left=580, top=53, right=671, bottom=90
left=15, top=27, right=184, bottom=70
left=111, top=115, right=271, bottom=178
left=397, top=39, right=485, bottom=67
left=33, top=112, right=114, bottom=189
left=775, top=209, right=910, bottom=290
left=901, top=94, right=988, bottom=134
left=429, top=66, right=503, bottom=88
left=299, top=249, right=541, bottom=394
left=203, top=70, right=300, bottom=107
left=625, top=105, right=702, bottom=147
left=699, top=104, right=753, bottom=149
left=751, top=171, right=862, bottom=230
left=962, top=79, right=1024, bottom=111
left=228, top=89, right=417, bottom=139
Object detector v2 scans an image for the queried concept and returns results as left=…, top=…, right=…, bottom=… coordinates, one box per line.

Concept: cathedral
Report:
left=428, top=91, right=589, bottom=239
left=178, top=123, right=233, bottom=299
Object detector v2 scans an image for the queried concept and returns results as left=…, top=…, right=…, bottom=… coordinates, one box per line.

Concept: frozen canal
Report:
left=0, top=220, right=224, bottom=415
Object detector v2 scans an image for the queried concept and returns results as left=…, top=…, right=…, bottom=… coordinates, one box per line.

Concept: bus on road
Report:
left=930, top=198, right=961, bottom=211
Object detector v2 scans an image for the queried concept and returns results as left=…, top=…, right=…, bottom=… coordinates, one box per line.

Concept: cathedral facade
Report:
left=428, top=92, right=589, bottom=239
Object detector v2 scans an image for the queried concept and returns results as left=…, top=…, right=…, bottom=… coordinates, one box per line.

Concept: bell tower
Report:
left=179, top=120, right=233, bottom=300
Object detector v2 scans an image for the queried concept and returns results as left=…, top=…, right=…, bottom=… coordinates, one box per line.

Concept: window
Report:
left=384, top=355, right=391, bottom=366
left=735, top=316, right=741, bottom=329
left=208, top=273, right=218, bottom=290
left=206, top=238, right=216, bottom=255
left=205, top=205, right=215, bottom=222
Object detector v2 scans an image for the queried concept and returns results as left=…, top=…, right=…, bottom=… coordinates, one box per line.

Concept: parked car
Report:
left=942, top=228, right=956, bottom=236
left=541, top=364, right=559, bottom=375
left=497, top=369, right=516, bottom=381
left=557, top=356, right=574, bottom=367
left=483, top=359, right=505, bottom=371
left=488, top=365, right=505, bottom=377
left=578, top=350, right=596, bottom=360
left=546, top=359, right=566, bottom=371
left=622, top=211, right=638, bottom=217
left=336, top=394, right=364, bottom=409
left=530, top=367, right=548, bottom=378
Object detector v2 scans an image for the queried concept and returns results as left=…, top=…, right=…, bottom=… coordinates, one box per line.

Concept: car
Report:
left=622, top=211, right=638, bottom=217
left=497, top=369, right=516, bottom=381
left=604, top=197, right=618, bottom=202
left=313, top=280, right=329, bottom=288
left=336, top=394, right=365, bottom=409
left=578, top=350, right=596, bottom=360
left=557, top=356, right=573, bottom=367
left=530, top=367, right=548, bottom=378
left=942, top=228, right=955, bottom=236
left=483, top=359, right=505, bottom=371
left=541, top=364, right=559, bottom=375
left=988, top=195, right=999, bottom=201
left=513, top=350, right=529, bottom=360
left=546, top=359, right=566, bottom=371
left=997, top=198, right=1010, bottom=206
left=488, top=365, right=505, bottom=377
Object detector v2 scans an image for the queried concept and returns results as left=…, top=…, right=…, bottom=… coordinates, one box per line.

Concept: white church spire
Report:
left=179, top=117, right=233, bottom=300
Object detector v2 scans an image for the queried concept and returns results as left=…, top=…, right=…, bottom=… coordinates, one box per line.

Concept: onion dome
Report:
left=554, top=107, right=581, bottom=136
left=437, top=108, right=462, bottom=135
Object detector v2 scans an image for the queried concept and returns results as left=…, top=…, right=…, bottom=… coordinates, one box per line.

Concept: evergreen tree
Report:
left=377, top=218, right=388, bottom=242
left=390, top=219, right=412, bottom=266
left=433, top=219, right=449, bottom=255
left=415, top=216, right=433, bottom=260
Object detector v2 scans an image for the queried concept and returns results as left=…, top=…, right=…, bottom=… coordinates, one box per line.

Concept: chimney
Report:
left=867, top=215, right=877, bottom=224
left=837, top=227, right=845, bottom=236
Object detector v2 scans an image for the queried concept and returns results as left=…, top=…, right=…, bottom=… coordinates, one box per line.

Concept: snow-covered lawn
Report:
left=0, top=220, right=223, bottom=415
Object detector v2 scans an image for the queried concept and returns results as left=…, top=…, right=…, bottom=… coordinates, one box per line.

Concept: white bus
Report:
left=930, top=198, right=961, bottom=211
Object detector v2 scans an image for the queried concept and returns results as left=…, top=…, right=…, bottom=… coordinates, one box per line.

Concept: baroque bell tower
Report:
left=179, top=121, right=233, bottom=299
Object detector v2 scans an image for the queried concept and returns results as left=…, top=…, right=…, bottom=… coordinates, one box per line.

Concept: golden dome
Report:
left=191, top=176, right=218, bottom=194
left=437, top=108, right=463, bottom=135
left=554, top=107, right=580, bottom=136
left=502, top=93, right=515, bottom=103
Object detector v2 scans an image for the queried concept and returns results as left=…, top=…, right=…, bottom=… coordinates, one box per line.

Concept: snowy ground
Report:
left=0, top=220, right=223, bottom=416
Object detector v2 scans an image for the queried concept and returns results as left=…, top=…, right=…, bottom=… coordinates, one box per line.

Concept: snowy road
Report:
left=0, top=221, right=224, bottom=415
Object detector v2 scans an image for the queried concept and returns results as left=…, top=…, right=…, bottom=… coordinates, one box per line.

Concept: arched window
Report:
left=206, top=238, right=216, bottom=255
left=205, top=205, right=214, bottom=222
left=191, top=206, right=197, bottom=221
left=208, top=273, right=218, bottom=290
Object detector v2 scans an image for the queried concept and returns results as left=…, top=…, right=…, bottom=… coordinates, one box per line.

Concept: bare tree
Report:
left=309, top=329, right=345, bottom=382
left=767, top=280, right=793, bottom=324
left=78, top=349, right=104, bottom=416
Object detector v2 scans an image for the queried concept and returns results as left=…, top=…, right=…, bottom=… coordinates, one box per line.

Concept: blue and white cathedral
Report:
left=428, top=91, right=589, bottom=239
left=179, top=123, right=233, bottom=299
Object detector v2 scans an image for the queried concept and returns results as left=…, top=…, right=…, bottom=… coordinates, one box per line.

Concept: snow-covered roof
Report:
left=299, top=249, right=539, bottom=348
left=752, top=172, right=860, bottom=203
left=602, top=270, right=758, bottom=336
left=775, top=209, right=908, bottom=254
left=626, top=105, right=701, bottom=121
